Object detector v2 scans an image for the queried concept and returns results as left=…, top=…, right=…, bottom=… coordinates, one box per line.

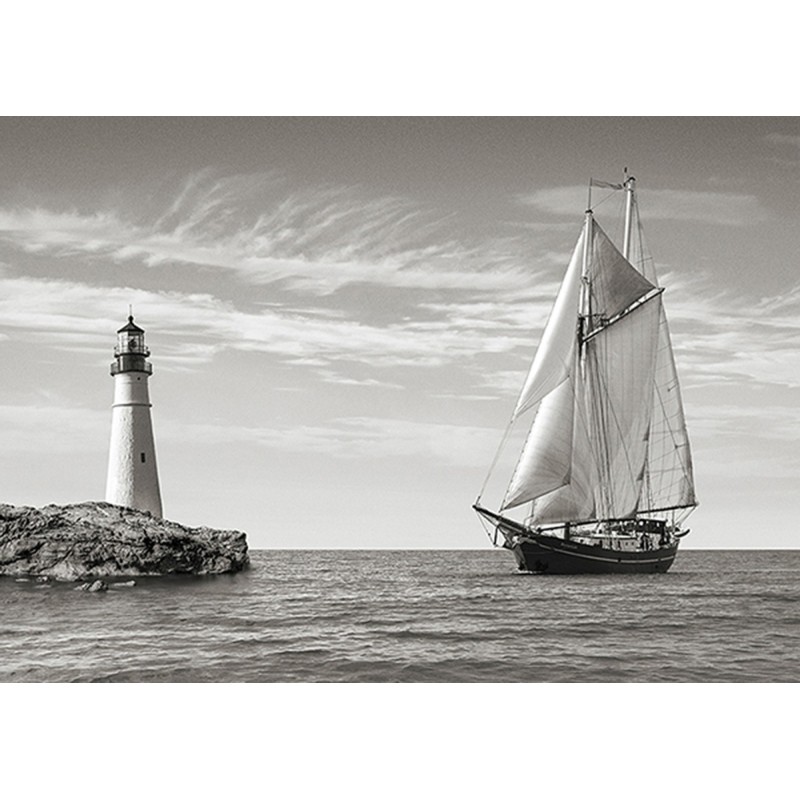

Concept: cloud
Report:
left=0, top=398, right=501, bottom=469
left=3, top=259, right=800, bottom=396
left=661, top=275, right=800, bottom=390
left=158, top=415, right=501, bottom=467
left=0, top=275, right=530, bottom=372
left=521, top=185, right=768, bottom=226
left=0, top=172, right=533, bottom=295
left=1, top=170, right=798, bottom=401
left=316, top=370, right=405, bottom=390
left=764, top=133, right=800, bottom=149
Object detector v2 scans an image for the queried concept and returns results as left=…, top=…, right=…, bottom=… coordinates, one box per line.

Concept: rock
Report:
left=0, top=501, right=249, bottom=581
left=75, top=580, right=108, bottom=592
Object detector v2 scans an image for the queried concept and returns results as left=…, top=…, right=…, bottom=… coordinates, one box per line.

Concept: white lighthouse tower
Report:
left=105, top=314, right=163, bottom=517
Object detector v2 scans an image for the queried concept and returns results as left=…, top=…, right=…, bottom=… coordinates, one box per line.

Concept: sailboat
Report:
left=474, top=174, right=697, bottom=574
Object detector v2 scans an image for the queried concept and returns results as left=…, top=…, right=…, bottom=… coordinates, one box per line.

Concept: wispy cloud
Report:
left=0, top=275, right=529, bottom=372
left=0, top=401, right=499, bottom=468
left=3, top=262, right=800, bottom=394
left=0, top=171, right=534, bottom=295
left=158, top=415, right=501, bottom=467
left=521, top=185, right=768, bottom=226
left=662, top=274, right=800, bottom=390
left=1, top=170, right=798, bottom=400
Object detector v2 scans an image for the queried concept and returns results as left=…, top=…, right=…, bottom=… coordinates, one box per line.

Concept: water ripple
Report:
left=0, top=549, right=798, bottom=682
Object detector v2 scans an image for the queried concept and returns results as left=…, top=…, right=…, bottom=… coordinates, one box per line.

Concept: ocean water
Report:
left=1, top=549, right=798, bottom=682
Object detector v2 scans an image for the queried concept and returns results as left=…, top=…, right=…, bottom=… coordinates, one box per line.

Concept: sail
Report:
left=629, top=209, right=697, bottom=512
left=585, top=223, right=657, bottom=327
left=526, top=371, right=597, bottom=523
left=639, top=304, right=697, bottom=511
left=503, top=371, right=576, bottom=509
left=583, top=295, right=662, bottom=519
left=502, top=216, right=666, bottom=524
left=511, top=227, right=585, bottom=419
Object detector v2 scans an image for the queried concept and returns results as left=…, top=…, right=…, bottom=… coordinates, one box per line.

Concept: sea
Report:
left=1, top=548, right=798, bottom=683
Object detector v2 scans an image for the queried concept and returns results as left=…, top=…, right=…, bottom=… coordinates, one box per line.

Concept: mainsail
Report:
left=501, top=211, right=695, bottom=526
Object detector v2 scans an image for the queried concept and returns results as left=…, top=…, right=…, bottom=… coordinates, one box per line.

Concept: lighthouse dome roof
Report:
left=117, top=315, right=145, bottom=334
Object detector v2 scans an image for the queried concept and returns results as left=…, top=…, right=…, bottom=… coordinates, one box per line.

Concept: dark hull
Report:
left=473, top=504, right=680, bottom=575
left=511, top=533, right=678, bottom=574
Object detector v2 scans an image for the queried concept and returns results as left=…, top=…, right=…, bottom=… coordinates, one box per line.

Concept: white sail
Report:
left=501, top=215, right=681, bottom=524
left=583, top=294, right=661, bottom=519
left=639, top=305, right=697, bottom=511
left=511, top=228, right=585, bottom=419
left=503, top=372, right=576, bottom=509
left=628, top=207, right=697, bottom=513
left=526, top=370, right=597, bottom=524
left=585, top=223, right=656, bottom=325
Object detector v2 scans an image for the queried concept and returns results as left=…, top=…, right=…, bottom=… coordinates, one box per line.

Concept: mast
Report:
left=622, top=171, right=635, bottom=262
left=580, top=207, right=593, bottom=326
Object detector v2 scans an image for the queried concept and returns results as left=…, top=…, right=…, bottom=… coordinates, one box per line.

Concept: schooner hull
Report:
left=511, top=534, right=679, bottom=575
left=474, top=505, right=680, bottom=575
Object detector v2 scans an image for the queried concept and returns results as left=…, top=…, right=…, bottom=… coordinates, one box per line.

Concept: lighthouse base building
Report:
left=105, top=315, right=163, bottom=518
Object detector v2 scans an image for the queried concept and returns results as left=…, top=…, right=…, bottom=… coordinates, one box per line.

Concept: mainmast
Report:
left=622, top=170, right=636, bottom=261
left=580, top=208, right=593, bottom=322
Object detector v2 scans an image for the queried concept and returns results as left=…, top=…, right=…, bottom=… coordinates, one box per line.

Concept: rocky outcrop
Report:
left=0, top=502, right=249, bottom=581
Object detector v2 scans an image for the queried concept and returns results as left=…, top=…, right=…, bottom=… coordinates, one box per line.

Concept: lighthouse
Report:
left=105, top=314, right=163, bottom=517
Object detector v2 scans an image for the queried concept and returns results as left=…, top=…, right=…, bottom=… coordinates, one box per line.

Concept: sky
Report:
left=1, top=117, right=798, bottom=549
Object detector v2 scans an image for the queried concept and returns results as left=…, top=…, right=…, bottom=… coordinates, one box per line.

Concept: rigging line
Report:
left=641, top=400, right=655, bottom=512
left=633, top=209, right=659, bottom=285
left=477, top=413, right=515, bottom=504
left=652, top=379, right=690, bottom=484
left=607, top=192, right=628, bottom=249
left=635, top=210, right=649, bottom=276
left=475, top=511, right=499, bottom=546
left=588, top=187, right=621, bottom=213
